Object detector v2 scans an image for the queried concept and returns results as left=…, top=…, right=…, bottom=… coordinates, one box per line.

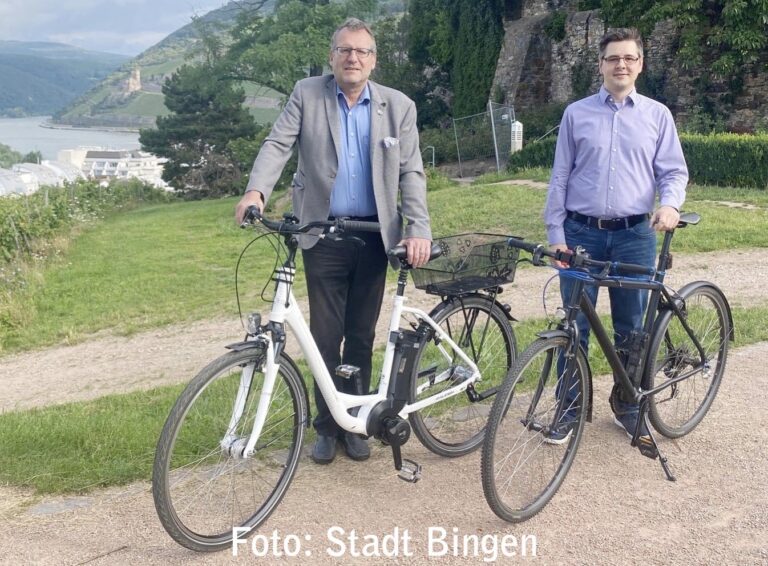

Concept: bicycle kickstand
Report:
left=635, top=408, right=676, bottom=482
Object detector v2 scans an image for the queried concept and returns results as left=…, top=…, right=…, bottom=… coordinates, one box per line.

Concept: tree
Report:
left=139, top=64, right=258, bottom=197
left=224, top=0, right=377, bottom=95
left=600, top=0, right=768, bottom=77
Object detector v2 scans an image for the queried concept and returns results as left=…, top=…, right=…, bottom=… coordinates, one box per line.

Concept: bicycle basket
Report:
left=411, top=233, right=520, bottom=295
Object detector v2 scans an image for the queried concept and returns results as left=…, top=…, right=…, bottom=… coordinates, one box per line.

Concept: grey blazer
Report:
left=246, top=75, right=431, bottom=254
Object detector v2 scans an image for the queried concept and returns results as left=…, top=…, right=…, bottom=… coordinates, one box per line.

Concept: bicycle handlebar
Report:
left=241, top=205, right=381, bottom=235
left=507, top=237, right=656, bottom=278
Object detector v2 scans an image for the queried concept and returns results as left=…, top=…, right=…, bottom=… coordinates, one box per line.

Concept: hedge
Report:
left=507, top=133, right=768, bottom=189
left=0, top=179, right=172, bottom=263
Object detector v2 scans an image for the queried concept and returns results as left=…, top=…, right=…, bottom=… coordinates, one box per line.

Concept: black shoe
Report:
left=338, top=432, right=370, bottom=461
left=311, top=434, right=337, bottom=464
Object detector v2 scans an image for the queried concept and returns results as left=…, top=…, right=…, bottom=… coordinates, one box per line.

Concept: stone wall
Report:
left=493, top=3, right=768, bottom=132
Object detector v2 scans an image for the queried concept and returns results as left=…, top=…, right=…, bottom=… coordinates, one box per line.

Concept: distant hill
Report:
left=0, top=42, right=129, bottom=118
left=53, top=0, right=281, bottom=130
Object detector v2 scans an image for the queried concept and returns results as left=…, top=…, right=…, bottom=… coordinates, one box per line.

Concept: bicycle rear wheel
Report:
left=152, top=348, right=307, bottom=552
left=647, top=282, right=730, bottom=438
left=482, top=336, right=589, bottom=522
left=409, top=295, right=517, bottom=457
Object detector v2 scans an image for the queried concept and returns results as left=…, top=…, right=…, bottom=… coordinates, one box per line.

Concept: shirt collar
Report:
left=335, top=81, right=371, bottom=107
left=598, top=85, right=639, bottom=107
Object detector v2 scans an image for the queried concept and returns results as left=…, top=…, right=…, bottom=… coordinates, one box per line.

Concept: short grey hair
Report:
left=331, top=17, right=376, bottom=52
left=599, top=28, right=643, bottom=58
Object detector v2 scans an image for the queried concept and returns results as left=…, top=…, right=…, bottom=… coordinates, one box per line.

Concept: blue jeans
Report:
left=560, top=216, right=657, bottom=393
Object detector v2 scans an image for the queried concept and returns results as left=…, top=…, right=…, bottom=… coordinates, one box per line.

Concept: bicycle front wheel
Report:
left=647, top=282, right=730, bottom=438
left=482, top=336, right=589, bottom=522
left=409, top=295, right=517, bottom=457
left=152, top=348, right=308, bottom=552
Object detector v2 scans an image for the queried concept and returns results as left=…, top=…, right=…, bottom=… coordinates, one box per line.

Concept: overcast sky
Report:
left=0, top=0, right=228, bottom=55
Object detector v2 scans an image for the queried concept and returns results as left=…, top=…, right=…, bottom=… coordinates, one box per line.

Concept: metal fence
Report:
left=452, top=102, right=521, bottom=177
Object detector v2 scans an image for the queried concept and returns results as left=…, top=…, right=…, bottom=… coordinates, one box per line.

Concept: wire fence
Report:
left=452, top=102, right=521, bottom=177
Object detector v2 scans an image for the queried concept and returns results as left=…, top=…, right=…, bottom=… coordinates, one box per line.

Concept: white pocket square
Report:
left=383, top=137, right=399, bottom=148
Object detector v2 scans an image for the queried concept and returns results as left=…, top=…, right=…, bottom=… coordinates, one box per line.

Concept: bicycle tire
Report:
left=482, top=336, right=589, bottom=522
left=647, top=282, right=730, bottom=438
left=409, top=295, right=517, bottom=457
left=152, top=348, right=308, bottom=552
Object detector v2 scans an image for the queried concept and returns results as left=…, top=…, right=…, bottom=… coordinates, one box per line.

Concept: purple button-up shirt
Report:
left=544, top=86, right=688, bottom=244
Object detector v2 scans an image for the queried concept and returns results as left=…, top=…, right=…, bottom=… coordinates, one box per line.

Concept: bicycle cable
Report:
left=234, top=230, right=283, bottom=333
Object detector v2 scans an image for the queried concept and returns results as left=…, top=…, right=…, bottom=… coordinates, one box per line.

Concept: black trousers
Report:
left=301, top=231, right=388, bottom=436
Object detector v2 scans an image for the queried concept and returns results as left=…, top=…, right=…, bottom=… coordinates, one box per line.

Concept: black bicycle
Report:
left=481, top=212, right=733, bottom=522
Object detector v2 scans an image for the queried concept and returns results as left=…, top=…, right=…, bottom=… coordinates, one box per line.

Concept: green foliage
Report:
left=0, top=142, right=23, bottom=168
left=599, top=0, right=768, bottom=77
left=0, top=179, right=171, bottom=265
left=450, top=0, right=505, bottom=117
left=139, top=63, right=258, bottom=197
left=508, top=132, right=768, bottom=189
left=507, top=137, right=557, bottom=172
left=681, top=133, right=768, bottom=189
left=425, top=167, right=457, bottom=191
left=419, top=126, right=459, bottom=164
left=226, top=0, right=376, bottom=94
left=543, top=11, right=568, bottom=42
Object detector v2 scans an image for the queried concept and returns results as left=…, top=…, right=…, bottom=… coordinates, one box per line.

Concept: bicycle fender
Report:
left=441, top=294, right=517, bottom=322
left=225, top=339, right=264, bottom=352
left=676, top=281, right=735, bottom=342
left=535, top=329, right=569, bottom=340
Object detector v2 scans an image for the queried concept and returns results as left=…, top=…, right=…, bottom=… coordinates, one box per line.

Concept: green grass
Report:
left=1, top=179, right=767, bottom=495
left=0, top=385, right=182, bottom=493
left=115, top=92, right=170, bottom=116
left=3, top=182, right=767, bottom=353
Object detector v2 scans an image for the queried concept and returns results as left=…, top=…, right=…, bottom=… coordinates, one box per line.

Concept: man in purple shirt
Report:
left=543, top=28, right=688, bottom=443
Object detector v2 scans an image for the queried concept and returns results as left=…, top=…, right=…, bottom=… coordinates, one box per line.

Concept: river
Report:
left=0, top=116, right=141, bottom=161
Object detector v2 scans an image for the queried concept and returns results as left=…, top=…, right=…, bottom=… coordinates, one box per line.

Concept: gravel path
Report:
left=0, top=248, right=766, bottom=565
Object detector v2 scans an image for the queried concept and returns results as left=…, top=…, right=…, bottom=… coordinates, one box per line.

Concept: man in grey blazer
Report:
left=235, top=18, right=432, bottom=464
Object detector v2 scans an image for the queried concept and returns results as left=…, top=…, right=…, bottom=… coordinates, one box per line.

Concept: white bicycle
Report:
left=152, top=207, right=518, bottom=552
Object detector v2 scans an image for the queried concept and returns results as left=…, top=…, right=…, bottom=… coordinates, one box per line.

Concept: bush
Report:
left=507, top=137, right=557, bottom=172
left=507, top=132, right=768, bottom=190
left=681, top=133, right=768, bottom=189
left=0, top=179, right=172, bottom=263
left=419, top=126, right=459, bottom=165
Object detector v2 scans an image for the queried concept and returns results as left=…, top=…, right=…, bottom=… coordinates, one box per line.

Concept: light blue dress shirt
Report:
left=544, top=86, right=688, bottom=244
left=329, top=83, right=376, bottom=218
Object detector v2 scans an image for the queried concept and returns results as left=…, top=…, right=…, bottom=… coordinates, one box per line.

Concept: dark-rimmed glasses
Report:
left=333, top=46, right=376, bottom=59
left=602, top=55, right=641, bottom=65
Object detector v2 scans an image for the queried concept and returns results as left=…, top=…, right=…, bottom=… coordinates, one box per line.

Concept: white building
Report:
left=58, top=148, right=168, bottom=189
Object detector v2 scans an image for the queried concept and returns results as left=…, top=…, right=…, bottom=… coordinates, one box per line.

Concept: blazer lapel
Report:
left=368, top=81, right=385, bottom=183
left=324, top=78, right=342, bottom=160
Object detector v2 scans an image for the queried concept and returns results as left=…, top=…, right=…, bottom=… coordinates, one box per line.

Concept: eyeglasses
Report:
left=601, top=55, right=641, bottom=66
left=333, top=46, right=376, bottom=59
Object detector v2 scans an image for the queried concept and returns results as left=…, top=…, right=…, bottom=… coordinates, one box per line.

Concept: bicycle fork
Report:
left=221, top=335, right=280, bottom=459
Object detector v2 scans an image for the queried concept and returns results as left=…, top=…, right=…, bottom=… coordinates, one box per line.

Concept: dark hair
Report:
left=331, top=18, right=376, bottom=52
left=599, top=28, right=643, bottom=57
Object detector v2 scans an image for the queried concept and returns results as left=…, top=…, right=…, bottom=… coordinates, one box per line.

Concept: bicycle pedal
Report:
left=397, top=459, right=422, bottom=483
left=636, top=437, right=658, bottom=459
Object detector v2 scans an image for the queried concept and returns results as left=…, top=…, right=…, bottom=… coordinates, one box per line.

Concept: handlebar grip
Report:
left=507, top=237, right=541, bottom=255
left=337, top=220, right=381, bottom=232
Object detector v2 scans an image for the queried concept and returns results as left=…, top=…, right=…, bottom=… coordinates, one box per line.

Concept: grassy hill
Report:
left=0, top=41, right=129, bottom=118
left=53, top=0, right=281, bottom=130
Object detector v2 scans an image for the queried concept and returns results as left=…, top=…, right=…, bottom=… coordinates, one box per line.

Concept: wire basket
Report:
left=411, top=233, right=520, bottom=295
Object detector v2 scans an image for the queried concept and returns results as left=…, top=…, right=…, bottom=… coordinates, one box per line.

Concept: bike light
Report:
left=246, top=312, right=262, bottom=335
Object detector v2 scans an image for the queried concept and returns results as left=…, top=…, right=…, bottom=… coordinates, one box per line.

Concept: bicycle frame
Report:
left=232, top=239, right=481, bottom=458
left=559, top=230, right=711, bottom=408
